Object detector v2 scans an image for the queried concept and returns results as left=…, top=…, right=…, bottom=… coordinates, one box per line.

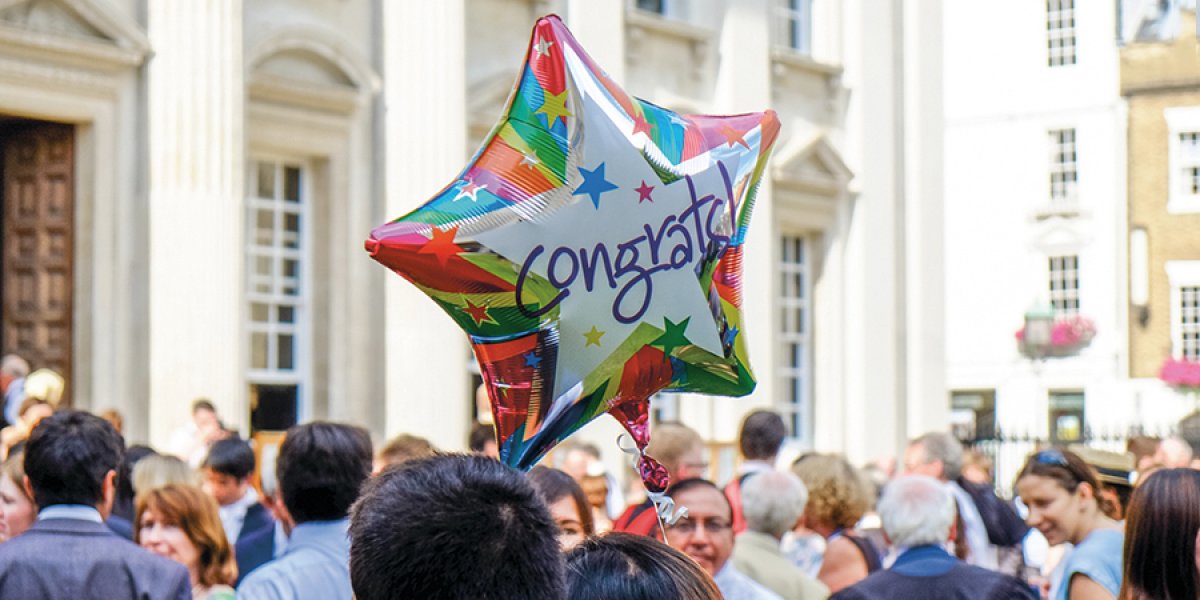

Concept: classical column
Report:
left=381, top=1, right=471, bottom=450
left=147, top=0, right=245, bottom=448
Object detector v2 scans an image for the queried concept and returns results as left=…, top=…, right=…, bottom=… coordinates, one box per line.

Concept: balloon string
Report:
left=615, top=434, right=688, bottom=534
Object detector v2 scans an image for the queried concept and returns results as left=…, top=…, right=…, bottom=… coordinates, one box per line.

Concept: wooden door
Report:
left=1, top=122, right=74, bottom=404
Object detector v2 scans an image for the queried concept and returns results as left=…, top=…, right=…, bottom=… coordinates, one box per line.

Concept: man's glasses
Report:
left=666, top=517, right=731, bottom=536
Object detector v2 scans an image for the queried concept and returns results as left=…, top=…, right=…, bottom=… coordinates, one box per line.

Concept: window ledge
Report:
left=1032, top=199, right=1084, bottom=220
left=770, top=48, right=842, bottom=79
left=626, top=10, right=714, bottom=46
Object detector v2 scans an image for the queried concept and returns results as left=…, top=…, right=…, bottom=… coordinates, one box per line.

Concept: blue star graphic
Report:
left=523, top=352, right=542, bottom=368
left=573, top=163, right=618, bottom=209
left=669, top=356, right=688, bottom=385
left=722, top=325, right=739, bottom=347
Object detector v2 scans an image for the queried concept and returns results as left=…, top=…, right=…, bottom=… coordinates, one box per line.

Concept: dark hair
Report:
left=528, top=466, right=595, bottom=536
left=192, top=399, right=216, bottom=414
left=1121, top=469, right=1200, bottom=600
left=349, top=454, right=564, bottom=600
left=469, top=423, right=495, bottom=453
left=664, top=478, right=731, bottom=520
left=24, top=410, right=125, bottom=508
left=113, top=445, right=158, bottom=521
left=203, top=437, right=256, bottom=480
left=1018, top=448, right=1116, bottom=518
left=278, top=422, right=372, bottom=523
left=739, top=410, right=786, bottom=461
left=566, top=532, right=722, bottom=600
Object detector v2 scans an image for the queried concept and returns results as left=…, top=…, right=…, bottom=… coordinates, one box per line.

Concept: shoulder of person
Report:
left=237, top=562, right=291, bottom=600
left=824, top=535, right=863, bottom=561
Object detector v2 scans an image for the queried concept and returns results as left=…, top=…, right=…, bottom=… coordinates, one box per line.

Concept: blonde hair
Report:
left=791, top=453, right=873, bottom=530
left=133, top=455, right=198, bottom=498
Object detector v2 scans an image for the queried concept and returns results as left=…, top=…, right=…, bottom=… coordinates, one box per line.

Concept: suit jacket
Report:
left=732, top=530, right=830, bottom=599
left=0, top=517, right=191, bottom=600
left=830, top=545, right=1036, bottom=600
left=235, top=502, right=277, bottom=585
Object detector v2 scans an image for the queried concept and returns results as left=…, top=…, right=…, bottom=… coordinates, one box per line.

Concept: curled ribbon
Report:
left=616, top=434, right=687, bottom=526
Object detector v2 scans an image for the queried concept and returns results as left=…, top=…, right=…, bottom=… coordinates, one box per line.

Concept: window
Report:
left=1049, top=129, right=1078, bottom=201
left=636, top=0, right=665, bottom=14
left=1047, top=0, right=1076, bottom=67
left=777, top=0, right=813, bottom=55
left=779, top=235, right=812, bottom=441
left=1168, top=261, right=1200, bottom=362
left=1183, top=286, right=1200, bottom=361
left=1166, top=107, right=1200, bottom=213
left=950, top=390, right=996, bottom=442
left=1049, top=256, right=1080, bottom=317
left=247, top=159, right=309, bottom=432
left=1049, top=391, right=1084, bottom=443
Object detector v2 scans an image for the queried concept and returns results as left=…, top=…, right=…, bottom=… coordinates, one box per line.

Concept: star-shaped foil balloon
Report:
left=367, top=15, right=779, bottom=496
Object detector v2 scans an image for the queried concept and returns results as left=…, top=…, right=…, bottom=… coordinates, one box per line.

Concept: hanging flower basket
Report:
left=1160, top=357, right=1200, bottom=395
left=1014, top=315, right=1097, bottom=358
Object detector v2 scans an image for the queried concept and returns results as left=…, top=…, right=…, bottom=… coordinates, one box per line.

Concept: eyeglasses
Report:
left=666, top=517, right=731, bottom=536
left=1033, top=449, right=1069, bottom=467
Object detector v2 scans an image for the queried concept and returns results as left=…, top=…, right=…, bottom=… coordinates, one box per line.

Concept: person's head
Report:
left=566, top=532, right=723, bottom=600
left=98, top=409, right=124, bottom=435
left=877, top=475, right=956, bottom=548
left=469, top=423, right=499, bottom=459
left=960, top=449, right=993, bottom=485
left=16, top=398, right=52, bottom=427
left=278, top=422, right=372, bottom=524
left=135, top=484, right=237, bottom=588
left=376, top=433, right=435, bottom=472
left=1154, top=436, right=1194, bottom=469
left=645, top=422, right=706, bottom=482
left=349, top=454, right=564, bottom=600
left=528, top=466, right=595, bottom=550
left=904, top=432, right=963, bottom=482
left=661, top=478, right=734, bottom=577
left=1127, top=436, right=1160, bottom=473
left=191, top=399, right=218, bottom=430
left=559, top=442, right=602, bottom=482
left=113, top=445, right=158, bottom=521
left=201, top=437, right=255, bottom=506
left=1122, top=468, right=1200, bottom=600
left=738, top=410, right=786, bottom=462
left=791, top=453, right=872, bottom=534
left=1016, top=448, right=1109, bottom=546
left=0, top=449, right=34, bottom=538
left=133, top=454, right=199, bottom=500
left=23, top=410, right=124, bottom=515
left=741, top=470, right=807, bottom=539
left=22, top=369, right=63, bottom=406
left=0, top=355, right=29, bottom=379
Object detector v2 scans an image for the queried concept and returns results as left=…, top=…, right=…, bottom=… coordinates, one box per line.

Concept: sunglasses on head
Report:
left=1033, top=448, right=1070, bottom=467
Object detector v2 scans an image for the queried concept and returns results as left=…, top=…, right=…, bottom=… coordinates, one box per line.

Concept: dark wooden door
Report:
left=1, top=122, right=74, bottom=404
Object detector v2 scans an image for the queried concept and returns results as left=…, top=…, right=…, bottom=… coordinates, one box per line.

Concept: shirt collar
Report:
left=286, top=518, right=351, bottom=549
left=38, top=504, right=104, bottom=524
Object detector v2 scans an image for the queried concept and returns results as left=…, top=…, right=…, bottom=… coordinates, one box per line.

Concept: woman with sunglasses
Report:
left=1016, top=448, right=1123, bottom=600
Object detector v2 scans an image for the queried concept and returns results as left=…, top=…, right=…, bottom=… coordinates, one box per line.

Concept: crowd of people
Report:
left=0, top=378, right=1197, bottom=599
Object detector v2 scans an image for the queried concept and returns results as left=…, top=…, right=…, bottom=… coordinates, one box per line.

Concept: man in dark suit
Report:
left=202, top=436, right=276, bottom=583
left=0, top=410, right=190, bottom=599
left=831, top=475, right=1035, bottom=600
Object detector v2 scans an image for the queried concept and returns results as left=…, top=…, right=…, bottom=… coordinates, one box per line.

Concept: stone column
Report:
left=147, top=0, right=245, bottom=447
left=381, top=1, right=471, bottom=450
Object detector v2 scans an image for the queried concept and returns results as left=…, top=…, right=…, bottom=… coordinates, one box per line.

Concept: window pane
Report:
left=278, top=334, right=294, bottom=370
left=251, top=303, right=269, bottom=323
left=251, top=332, right=268, bottom=369
left=284, top=166, right=301, bottom=203
left=256, top=162, right=274, bottom=198
left=278, top=306, right=295, bottom=324
left=255, top=256, right=272, bottom=277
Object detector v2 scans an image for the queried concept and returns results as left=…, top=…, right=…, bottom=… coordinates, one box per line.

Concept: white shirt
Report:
left=948, top=480, right=999, bottom=570
left=38, top=505, right=103, bottom=524
left=218, top=487, right=259, bottom=543
left=713, top=563, right=784, bottom=600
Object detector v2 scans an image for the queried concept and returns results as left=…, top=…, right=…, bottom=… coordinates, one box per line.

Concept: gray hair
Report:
left=878, top=475, right=956, bottom=548
left=741, top=470, right=808, bottom=538
left=0, top=355, right=29, bottom=379
left=911, top=432, right=964, bottom=481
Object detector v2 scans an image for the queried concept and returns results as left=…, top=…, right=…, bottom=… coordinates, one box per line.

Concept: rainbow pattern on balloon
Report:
left=367, top=15, right=779, bottom=484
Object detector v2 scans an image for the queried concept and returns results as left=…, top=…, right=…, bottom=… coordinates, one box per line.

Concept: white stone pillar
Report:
left=147, top=0, right=245, bottom=448
left=704, top=0, right=776, bottom=446
left=381, top=1, right=471, bottom=450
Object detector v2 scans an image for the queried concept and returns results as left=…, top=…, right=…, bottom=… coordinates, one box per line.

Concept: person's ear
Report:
left=22, top=476, right=35, bottom=509
left=98, top=470, right=117, bottom=518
